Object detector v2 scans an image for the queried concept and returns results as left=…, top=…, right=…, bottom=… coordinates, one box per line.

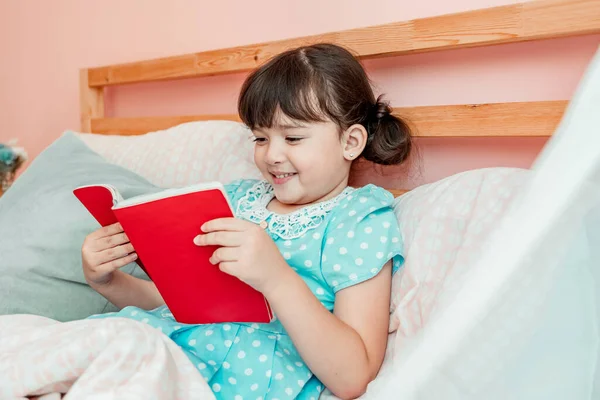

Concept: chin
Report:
left=273, top=189, right=301, bottom=205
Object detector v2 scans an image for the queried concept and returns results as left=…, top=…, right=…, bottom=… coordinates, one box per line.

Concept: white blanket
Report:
left=0, top=315, right=215, bottom=400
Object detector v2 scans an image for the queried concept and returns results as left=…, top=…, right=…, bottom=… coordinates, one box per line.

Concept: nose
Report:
left=264, top=140, right=285, bottom=165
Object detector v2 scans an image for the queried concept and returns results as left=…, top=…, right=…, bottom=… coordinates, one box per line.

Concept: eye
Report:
left=252, top=137, right=267, bottom=144
left=286, top=137, right=303, bottom=143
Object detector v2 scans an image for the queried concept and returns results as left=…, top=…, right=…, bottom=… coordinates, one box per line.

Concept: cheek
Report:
left=294, top=147, right=339, bottom=174
left=315, top=141, right=343, bottom=165
left=290, top=149, right=318, bottom=169
left=253, top=147, right=265, bottom=166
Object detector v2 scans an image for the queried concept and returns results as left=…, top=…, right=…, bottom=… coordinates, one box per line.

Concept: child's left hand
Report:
left=193, top=218, right=289, bottom=295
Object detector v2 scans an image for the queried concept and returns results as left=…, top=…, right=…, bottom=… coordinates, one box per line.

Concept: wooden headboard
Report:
left=79, top=0, right=600, bottom=195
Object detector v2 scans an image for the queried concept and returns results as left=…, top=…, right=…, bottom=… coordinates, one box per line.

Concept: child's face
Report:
left=252, top=114, right=351, bottom=206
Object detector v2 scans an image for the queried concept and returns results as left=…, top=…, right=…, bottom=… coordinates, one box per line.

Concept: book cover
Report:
left=74, top=183, right=273, bottom=324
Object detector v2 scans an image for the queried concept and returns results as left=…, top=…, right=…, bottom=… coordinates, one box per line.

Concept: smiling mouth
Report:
left=272, top=173, right=296, bottom=179
left=270, top=172, right=297, bottom=184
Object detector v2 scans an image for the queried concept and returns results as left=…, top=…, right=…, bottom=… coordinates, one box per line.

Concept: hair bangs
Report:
left=237, top=43, right=413, bottom=166
left=238, top=50, right=335, bottom=130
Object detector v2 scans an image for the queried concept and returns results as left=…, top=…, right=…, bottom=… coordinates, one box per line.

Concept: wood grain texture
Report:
left=89, top=101, right=567, bottom=137
left=86, top=0, right=600, bottom=87
left=397, top=100, right=567, bottom=137
left=90, top=114, right=241, bottom=136
left=79, top=69, right=104, bottom=132
left=523, top=0, right=600, bottom=38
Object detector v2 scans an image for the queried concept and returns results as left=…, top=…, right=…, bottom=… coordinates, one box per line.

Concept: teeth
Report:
left=275, top=173, right=294, bottom=179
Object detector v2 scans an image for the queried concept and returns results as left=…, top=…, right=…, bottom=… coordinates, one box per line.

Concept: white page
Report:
left=113, top=181, right=227, bottom=209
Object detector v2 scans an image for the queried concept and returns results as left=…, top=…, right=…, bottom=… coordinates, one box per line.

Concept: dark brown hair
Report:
left=238, top=43, right=412, bottom=166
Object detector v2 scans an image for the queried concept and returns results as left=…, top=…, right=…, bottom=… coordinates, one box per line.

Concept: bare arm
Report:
left=264, top=262, right=392, bottom=400
left=90, top=271, right=165, bottom=310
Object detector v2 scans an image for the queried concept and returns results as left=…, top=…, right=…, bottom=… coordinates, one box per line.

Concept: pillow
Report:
left=78, top=120, right=262, bottom=188
left=0, top=131, right=159, bottom=322
left=389, top=167, right=531, bottom=336
left=321, top=168, right=533, bottom=400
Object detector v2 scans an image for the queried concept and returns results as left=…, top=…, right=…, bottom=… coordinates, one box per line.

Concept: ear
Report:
left=342, top=124, right=368, bottom=161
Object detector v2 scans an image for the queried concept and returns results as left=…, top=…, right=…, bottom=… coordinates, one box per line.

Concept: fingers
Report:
left=217, top=261, right=236, bottom=276
left=95, top=252, right=139, bottom=276
left=90, top=222, right=124, bottom=239
left=84, top=230, right=130, bottom=255
left=209, top=247, right=238, bottom=264
left=201, top=218, right=247, bottom=233
left=194, top=231, right=244, bottom=247
left=100, top=232, right=130, bottom=249
left=96, top=243, right=135, bottom=265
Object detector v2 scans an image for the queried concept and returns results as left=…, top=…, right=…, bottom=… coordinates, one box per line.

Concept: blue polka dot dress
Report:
left=89, top=179, right=404, bottom=399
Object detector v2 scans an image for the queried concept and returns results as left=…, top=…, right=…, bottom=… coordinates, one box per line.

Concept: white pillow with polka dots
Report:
left=78, top=120, right=262, bottom=188
left=389, top=167, right=531, bottom=336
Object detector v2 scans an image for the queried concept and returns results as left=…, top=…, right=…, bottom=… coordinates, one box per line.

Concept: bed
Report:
left=1, top=0, right=599, bottom=398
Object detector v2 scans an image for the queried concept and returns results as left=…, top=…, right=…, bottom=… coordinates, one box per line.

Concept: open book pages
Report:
left=74, top=184, right=124, bottom=205
left=114, top=181, right=231, bottom=210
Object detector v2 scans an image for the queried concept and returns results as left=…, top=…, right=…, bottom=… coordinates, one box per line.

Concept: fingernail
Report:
left=193, top=235, right=202, bottom=246
left=131, top=253, right=137, bottom=259
left=200, top=224, right=206, bottom=232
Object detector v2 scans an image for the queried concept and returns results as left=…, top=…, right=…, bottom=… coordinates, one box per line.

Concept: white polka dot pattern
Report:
left=84, top=181, right=403, bottom=400
left=320, top=185, right=403, bottom=293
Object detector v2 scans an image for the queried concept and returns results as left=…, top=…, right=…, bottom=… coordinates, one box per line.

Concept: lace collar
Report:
left=236, top=180, right=354, bottom=240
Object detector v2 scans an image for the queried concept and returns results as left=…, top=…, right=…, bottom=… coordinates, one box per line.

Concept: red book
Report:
left=73, top=182, right=273, bottom=325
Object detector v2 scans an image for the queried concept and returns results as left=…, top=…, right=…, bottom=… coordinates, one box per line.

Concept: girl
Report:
left=82, top=43, right=412, bottom=400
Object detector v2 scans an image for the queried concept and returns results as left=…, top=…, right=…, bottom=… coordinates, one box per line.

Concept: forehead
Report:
left=270, top=110, right=304, bottom=128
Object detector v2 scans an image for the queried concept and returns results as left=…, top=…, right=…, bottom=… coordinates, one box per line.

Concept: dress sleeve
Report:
left=321, top=186, right=404, bottom=293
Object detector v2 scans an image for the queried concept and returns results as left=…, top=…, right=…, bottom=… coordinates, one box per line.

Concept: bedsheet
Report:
left=0, top=315, right=215, bottom=400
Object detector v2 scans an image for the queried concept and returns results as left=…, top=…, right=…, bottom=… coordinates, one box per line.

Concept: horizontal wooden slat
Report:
left=89, top=100, right=567, bottom=137
left=91, top=114, right=241, bottom=136
left=523, top=0, right=600, bottom=38
left=87, top=0, right=600, bottom=87
left=397, top=100, right=567, bottom=137
left=388, top=189, right=410, bottom=198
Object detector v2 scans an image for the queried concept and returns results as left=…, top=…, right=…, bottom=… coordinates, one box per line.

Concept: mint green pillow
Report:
left=0, top=132, right=157, bottom=321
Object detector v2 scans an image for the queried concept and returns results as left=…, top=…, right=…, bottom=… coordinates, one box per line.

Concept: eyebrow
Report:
left=278, top=123, right=305, bottom=130
left=254, top=123, right=306, bottom=133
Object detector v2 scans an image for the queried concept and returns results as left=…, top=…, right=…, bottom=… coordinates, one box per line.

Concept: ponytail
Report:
left=362, top=96, right=412, bottom=166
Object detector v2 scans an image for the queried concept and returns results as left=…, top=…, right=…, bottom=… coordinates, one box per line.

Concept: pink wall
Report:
left=1, top=0, right=598, bottom=189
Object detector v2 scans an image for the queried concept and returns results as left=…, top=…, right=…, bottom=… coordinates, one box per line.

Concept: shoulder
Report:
left=325, top=184, right=401, bottom=249
left=329, top=184, right=395, bottom=222
left=352, top=184, right=394, bottom=205
left=321, top=185, right=404, bottom=292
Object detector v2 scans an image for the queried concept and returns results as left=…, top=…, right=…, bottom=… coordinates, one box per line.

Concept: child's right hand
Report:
left=82, top=222, right=138, bottom=287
